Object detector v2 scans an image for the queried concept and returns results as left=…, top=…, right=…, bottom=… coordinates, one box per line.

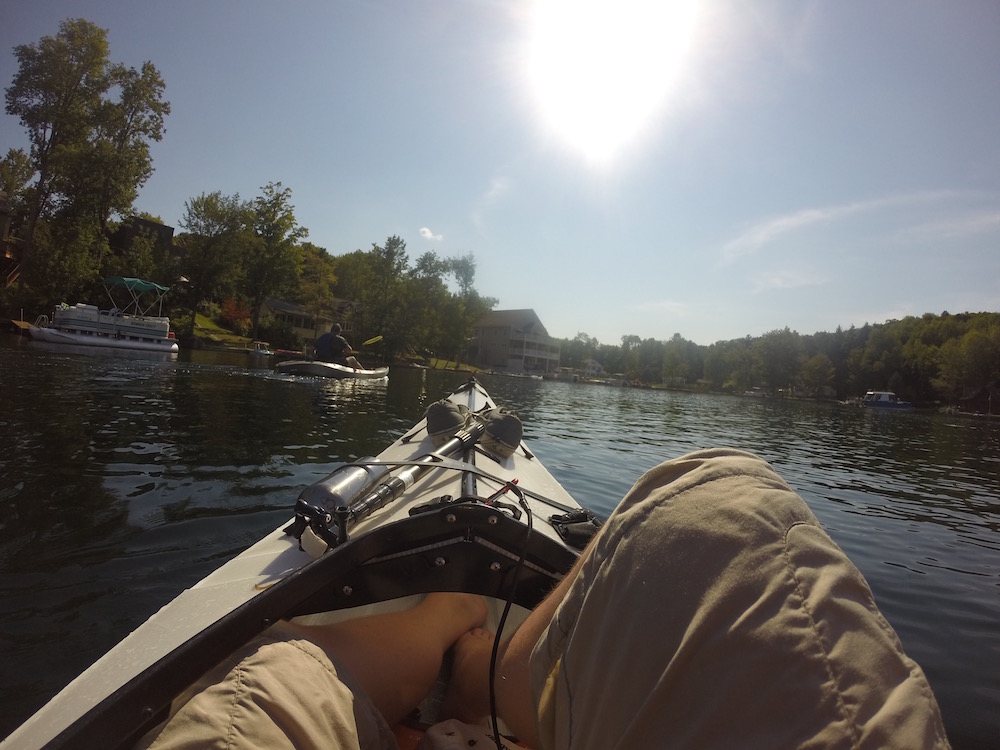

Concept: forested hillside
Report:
left=558, top=313, right=1000, bottom=407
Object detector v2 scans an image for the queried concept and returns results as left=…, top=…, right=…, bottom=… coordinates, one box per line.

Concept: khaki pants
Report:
left=138, top=621, right=396, bottom=750
left=530, top=448, right=950, bottom=749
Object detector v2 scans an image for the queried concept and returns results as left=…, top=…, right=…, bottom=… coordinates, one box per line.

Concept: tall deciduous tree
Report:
left=247, top=182, right=307, bottom=338
left=5, top=18, right=109, bottom=258
left=178, top=191, right=253, bottom=337
left=5, top=18, right=169, bottom=305
left=297, top=242, right=338, bottom=340
left=85, top=61, right=169, bottom=234
left=357, top=235, right=409, bottom=350
left=0, top=148, right=34, bottom=225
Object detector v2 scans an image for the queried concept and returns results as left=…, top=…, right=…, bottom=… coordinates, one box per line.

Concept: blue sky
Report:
left=3, top=1, right=998, bottom=346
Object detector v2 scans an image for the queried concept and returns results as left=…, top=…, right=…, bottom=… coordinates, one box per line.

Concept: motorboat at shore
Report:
left=861, top=390, right=914, bottom=410
left=27, top=276, right=178, bottom=354
left=246, top=340, right=273, bottom=356
left=0, top=379, right=595, bottom=749
left=276, top=359, right=389, bottom=380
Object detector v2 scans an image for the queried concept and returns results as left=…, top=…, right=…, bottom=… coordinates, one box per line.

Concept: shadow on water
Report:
left=0, top=338, right=997, bottom=748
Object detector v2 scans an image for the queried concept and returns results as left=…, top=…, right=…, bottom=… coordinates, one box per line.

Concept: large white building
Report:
left=470, top=309, right=560, bottom=374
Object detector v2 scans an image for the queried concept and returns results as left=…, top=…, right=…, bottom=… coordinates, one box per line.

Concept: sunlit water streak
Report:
left=0, top=340, right=996, bottom=748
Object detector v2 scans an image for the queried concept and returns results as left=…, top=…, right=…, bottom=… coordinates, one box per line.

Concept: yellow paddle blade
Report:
left=363, top=335, right=383, bottom=346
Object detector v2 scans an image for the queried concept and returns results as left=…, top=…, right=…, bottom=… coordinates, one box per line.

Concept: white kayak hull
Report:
left=276, top=359, right=389, bottom=379
left=2, top=379, right=589, bottom=749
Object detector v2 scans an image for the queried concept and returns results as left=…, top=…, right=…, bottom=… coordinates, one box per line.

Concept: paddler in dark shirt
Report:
left=315, top=324, right=363, bottom=369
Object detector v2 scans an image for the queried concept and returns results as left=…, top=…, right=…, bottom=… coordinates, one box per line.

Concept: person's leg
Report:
left=143, top=593, right=486, bottom=749
left=448, top=448, right=949, bottom=750
left=287, top=593, right=486, bottom=727
left=444, top=545, right=593, bottom=746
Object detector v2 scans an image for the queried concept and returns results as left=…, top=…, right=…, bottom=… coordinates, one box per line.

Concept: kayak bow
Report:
left=2, top=378, right=597, bottom=749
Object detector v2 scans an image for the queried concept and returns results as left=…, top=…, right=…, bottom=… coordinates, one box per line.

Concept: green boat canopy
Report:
left=103, top=276, right=170, bottom=294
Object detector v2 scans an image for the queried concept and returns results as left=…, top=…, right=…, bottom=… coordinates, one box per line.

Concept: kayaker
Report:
left=314, top=323, right=363, bottom=369
left=140, top=449, right=949, bottom=749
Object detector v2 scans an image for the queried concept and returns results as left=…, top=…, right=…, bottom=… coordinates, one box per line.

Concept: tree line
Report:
left=1, top=18, right=495, bottom=362
left=558, top=313, right=1000, bottom=408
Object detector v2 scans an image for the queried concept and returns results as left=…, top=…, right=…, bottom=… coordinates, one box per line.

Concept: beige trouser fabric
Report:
left=138, top=621, right=397, bottom=750
left=530, top=448, right=950, bottom=750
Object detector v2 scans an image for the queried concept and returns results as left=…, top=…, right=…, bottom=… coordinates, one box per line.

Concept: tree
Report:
left=448, top=253, right=477, bottom=297
left=4, top=18, right=169, bottom=305
left=0, top=148, right=34, bottom=225
left=800, top=353, right=836, bottom=397
left=702, top=341, right=734, bottom=390
left=246, top=182, right=307, bottom=338
left=755, top=327, right=802, bottom=391
left=177, top=191, right=253, bottom=337
left=357, top=235, right=409, bottom=351
left=620, top=334, right=642, bottom=378
left=402, top=251, right=451, bottom=356
left=80, top=61, right=169, bottom=235
left=5, top=18, right=110, bottom=259
left=662, top=333, right=692, bottom=383
left=297, top=242, right=338, bottom=340
left=443, top=253, right=496, bottom=363
left=562, top=333, right=600, bottom=370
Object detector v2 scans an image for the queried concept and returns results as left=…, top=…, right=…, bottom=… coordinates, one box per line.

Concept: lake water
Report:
left=0, top=336, right=997, bottom=748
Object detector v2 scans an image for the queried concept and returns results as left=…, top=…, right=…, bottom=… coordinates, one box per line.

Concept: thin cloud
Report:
left=892, top=209, right=1000, bottom=243
left=720, top=191, right=958, bottom=265
left=750, top=268, right=828, bottom=293
left=472, top=175, right=512, bottom=234
left=419, top=227, right=442, bottom=241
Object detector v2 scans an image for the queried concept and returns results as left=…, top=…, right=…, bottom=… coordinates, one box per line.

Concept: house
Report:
left=470, top=309, right=560, bottom=374
left=110, top=217, right=175, bottom=260
left=261, top=298, right=354, bottom=346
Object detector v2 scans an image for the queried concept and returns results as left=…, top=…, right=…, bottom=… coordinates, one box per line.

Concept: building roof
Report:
left=475, top=309, right=550, bottom=337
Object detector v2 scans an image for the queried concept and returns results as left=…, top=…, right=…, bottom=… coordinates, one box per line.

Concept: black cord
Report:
left=487, top=483, right=532, bottom=750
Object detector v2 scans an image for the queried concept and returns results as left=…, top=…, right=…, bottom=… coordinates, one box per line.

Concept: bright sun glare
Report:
left=526, top=0, right=701, bottom=162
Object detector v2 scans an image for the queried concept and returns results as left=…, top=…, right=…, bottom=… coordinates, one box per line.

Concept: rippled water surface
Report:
left=1, top=339, right=997, bottom=747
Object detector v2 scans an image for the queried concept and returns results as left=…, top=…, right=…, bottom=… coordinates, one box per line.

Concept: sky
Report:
left=2, top=0, right=998, bottom=346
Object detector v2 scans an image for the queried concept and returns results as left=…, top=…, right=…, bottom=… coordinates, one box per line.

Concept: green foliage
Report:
left=246, top=182, right=307, bottom=337
left=176, top=191, right=254, bottom=337
left=1, top=148, right=34, bottom=225
left=312, top=239, right=496, bottom=362
left=255, top=315, right=300, bottom=351
left=800, top=353, right=836, bottom=397
left=295, top=242, right=338, bottom=339
left=4, top=17, right=169, bottom=302
left=559, top=313, right=1000, bottom=405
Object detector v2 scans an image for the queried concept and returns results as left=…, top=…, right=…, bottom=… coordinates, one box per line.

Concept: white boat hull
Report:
left=276, top=359, right=389, bottom=379
left=29, top=324, right=179, bottom=353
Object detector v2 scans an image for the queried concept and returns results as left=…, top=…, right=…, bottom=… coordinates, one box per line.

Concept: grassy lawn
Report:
left=189, top=314, right=254, bottom=348
left=427, top=358, right=480, bottom=372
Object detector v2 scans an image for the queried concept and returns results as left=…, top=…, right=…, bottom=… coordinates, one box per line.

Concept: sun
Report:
left=525, top=0, right=701, bottom=162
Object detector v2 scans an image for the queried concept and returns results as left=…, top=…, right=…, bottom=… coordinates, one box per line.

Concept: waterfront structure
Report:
left=470, top=309, right=560, bottom=374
